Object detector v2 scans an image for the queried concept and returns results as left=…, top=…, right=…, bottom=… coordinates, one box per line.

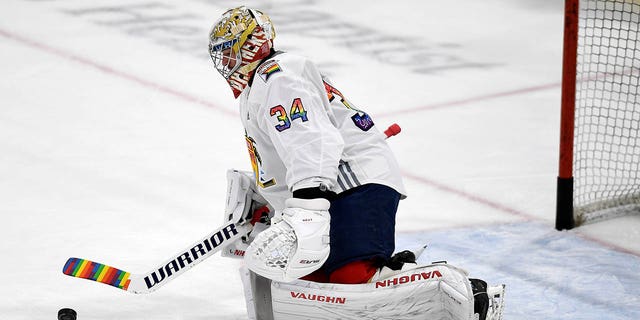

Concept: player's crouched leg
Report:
left=240, top=262, right=505, bottom=320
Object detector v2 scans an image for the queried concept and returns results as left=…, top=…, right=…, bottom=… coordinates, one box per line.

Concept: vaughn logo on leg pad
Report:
left=375, top=269, right=443, bottom=288
left=290, top=292, right=347, bottom=304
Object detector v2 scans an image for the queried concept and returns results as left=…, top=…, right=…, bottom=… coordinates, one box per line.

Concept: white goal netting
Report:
left=573, top=0, right=640, bottom=224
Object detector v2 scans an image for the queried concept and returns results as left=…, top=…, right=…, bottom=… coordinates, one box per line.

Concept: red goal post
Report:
left=556, top=0, right=640, bottom=230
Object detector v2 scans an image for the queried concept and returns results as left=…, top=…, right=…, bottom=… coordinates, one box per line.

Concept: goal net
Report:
left=556, top=0, right=640, bottom=229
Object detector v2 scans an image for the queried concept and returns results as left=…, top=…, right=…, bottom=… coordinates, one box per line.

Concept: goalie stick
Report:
left=62, top=221, right=252, bottom=294
left=63, top=123, right=402, bottom=294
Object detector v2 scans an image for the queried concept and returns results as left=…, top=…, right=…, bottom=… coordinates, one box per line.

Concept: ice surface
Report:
left=1, top=0, right=639, bottom=319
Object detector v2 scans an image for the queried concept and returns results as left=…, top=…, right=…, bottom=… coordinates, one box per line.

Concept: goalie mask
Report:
left=209, top=6, right=276, bottom=98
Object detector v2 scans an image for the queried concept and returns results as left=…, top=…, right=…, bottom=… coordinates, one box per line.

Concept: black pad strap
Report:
left=292, top=187, right=337, bottom=201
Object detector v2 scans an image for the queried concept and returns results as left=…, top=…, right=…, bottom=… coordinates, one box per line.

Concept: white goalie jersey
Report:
left=238, top=52, right=406, bottom=211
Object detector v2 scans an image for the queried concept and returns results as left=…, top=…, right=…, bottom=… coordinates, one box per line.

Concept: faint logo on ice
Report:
left=230, top=0, right=497, bottom=74
left=50, top=0, right=495, bottom=75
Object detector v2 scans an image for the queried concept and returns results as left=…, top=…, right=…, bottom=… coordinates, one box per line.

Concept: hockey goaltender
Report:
left=208, top=6, right=506, bottom=320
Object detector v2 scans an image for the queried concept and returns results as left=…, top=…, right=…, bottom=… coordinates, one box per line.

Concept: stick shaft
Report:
left=63, top=222, right=252, bottom=293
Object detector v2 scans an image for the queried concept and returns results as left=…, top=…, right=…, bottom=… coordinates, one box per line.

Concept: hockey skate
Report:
left=485, top=284, right=506, bottom=320
left=470, top=278, right=506, bottom=320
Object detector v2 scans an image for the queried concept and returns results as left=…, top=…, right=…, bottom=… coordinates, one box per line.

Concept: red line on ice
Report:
left=0, top=29, right=235, bottom=117
left=377, top=83, right=560, bottom=118
left=403, top=171, right=640, bottom=257
left=402, top=171, right=536, bottom=221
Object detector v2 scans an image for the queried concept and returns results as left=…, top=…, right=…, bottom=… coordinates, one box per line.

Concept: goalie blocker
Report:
left=240, top=262, right=505, bottom=320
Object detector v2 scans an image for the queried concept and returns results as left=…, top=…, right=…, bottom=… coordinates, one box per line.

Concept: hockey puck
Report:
left=58, top=308, right=77, bottom=320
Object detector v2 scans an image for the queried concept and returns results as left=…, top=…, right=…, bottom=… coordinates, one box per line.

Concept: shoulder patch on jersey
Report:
left=257, top=60, right=282, bottom=83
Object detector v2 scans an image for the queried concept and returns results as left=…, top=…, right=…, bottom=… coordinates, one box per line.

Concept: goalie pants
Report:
left=318, top=183, right=401, bottom=280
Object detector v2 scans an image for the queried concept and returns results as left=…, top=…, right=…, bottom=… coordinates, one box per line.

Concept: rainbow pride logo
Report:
left=258, top=61, right=282, bottom=82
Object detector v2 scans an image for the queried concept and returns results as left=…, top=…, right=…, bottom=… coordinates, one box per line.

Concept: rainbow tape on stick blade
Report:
left=63, top=257, right=131, bottom=290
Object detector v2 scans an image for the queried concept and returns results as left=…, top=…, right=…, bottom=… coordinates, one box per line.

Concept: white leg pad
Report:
left=240, top=266, right=275, bottom=320
left=245, top=263, right=477, bottom=320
